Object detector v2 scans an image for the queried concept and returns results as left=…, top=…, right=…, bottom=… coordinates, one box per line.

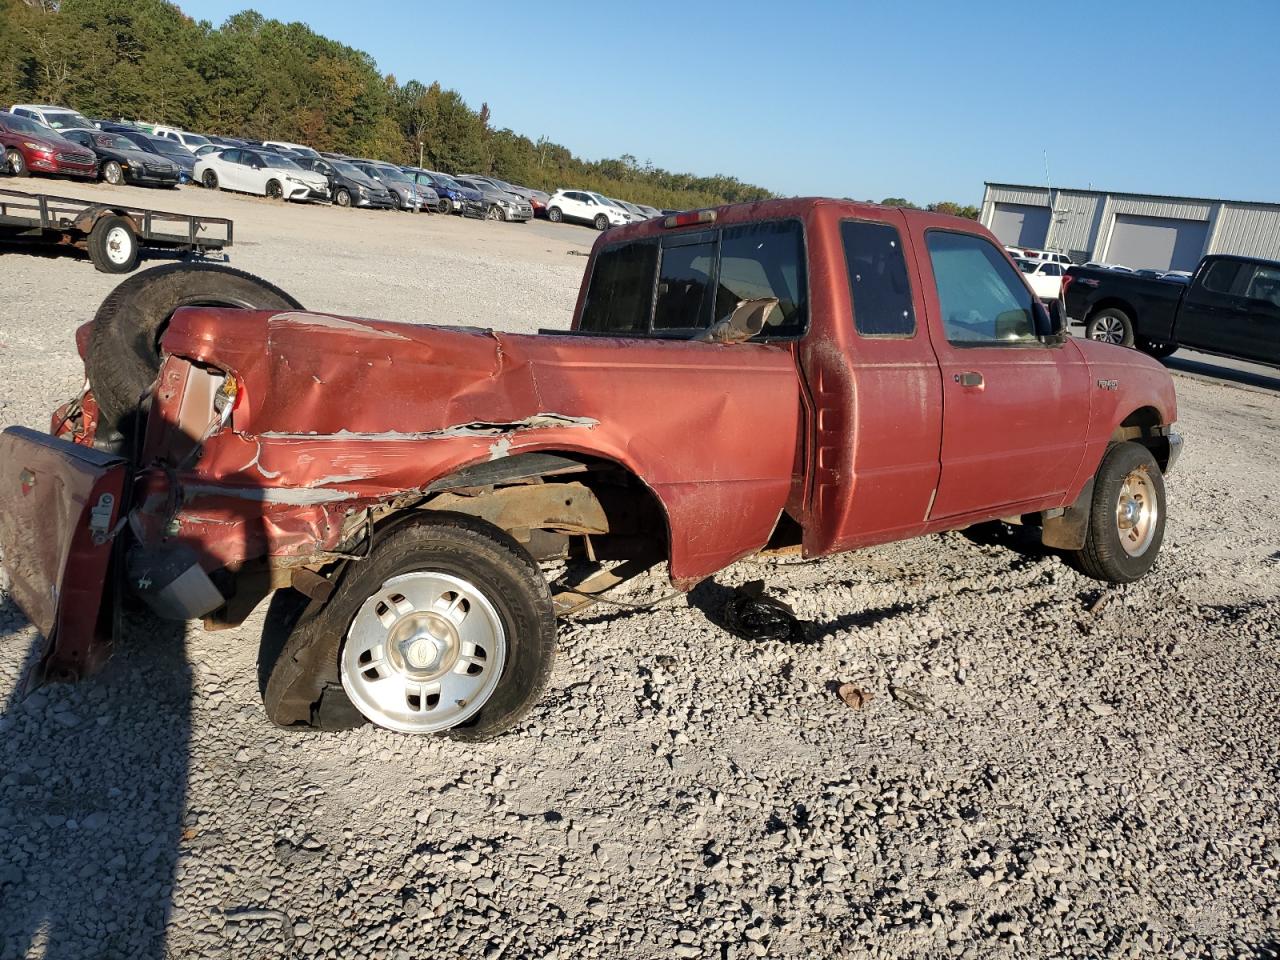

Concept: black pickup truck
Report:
left=1065, top=254, right=1280, bottom=365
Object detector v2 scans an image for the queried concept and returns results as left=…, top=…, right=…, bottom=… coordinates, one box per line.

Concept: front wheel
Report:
left=1065, top=441, right=1166, bottom=583
left=265, top=179, right=283, bottom=200
left=594, top=213, right=609, bottom=230
left=335, top=187, right=351, bottom=207
left=437, top=198, right=450, bottom=214
left=262, top=515, right=556, bottom=739
left=102, top=160, right=124, bottom=186
left=1085, top=308, right=1135, bottom=347
left=487, top=204, right=506, bottom=221
left=6, top=149, right=28, bottom=177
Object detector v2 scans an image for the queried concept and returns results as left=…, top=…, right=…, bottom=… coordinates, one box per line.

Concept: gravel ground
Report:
left=1, top=182, right=1278, bottom=960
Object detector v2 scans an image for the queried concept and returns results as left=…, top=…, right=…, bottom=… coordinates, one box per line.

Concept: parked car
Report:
left=295, top=156, right=395, bottom=209
left=0, top=111, right=97, bottom=180
left=114, top=131, right=198, bottom=182
left=1015, top=257, right=1066, bottom=301
left=348, top=160, right=434, bottom=211
left=636, top=203, right=662, bottom=219
left=0, top=199, right=1182, bottom=741
left=61, top=128, right=179, bottom=188
left=192, top=143, right=222, bottom=159
left=195, top=147, right=329, bottom=202
left=262, top=140, right=321, bottom=159
left=151, top=127, right=212, bottom=152
left=1005, top=245, right=1073, bottom=268
left=545, top=189, right=632, bottom=229
left=611, top=198, right=649, bottom=221
left=402, top=167, right=483, bottom=215
left=1066, top=255, right=1280, bottom=364
left=7, top=103, right=97, bottom=133
left=453, top=176, right=533, bottom=221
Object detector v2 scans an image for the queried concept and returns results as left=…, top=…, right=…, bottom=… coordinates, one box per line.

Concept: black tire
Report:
left=86, top=264, right=302, bottom=438
left=487, top=203, right=505, bottom=222
left=1065, top=441, right=1166, bottom=583
left=1137, top=337, right=1178, bottom=359
left=335, top=187, right=351, bottom=207
left=201, top=169, right=218, bottom=190
left=102, top=160, right=124, bottom=186
left=437, top=198, right=450, bottom=214
left=262, top=514, right=556, bottom=740
left=7, top=149, right=28, bottom=177
left=594, top=213, right=609, bottom=231
left=548, top=206, right=562, bottom=223
left=265, top=179, right=283, bottom=200
left=1085, top=307, right=1135, bottom=347
left=86, top=215, right=140, bottom=275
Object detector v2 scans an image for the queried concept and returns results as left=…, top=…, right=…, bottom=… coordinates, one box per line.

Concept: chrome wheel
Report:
left=340, top=571, right=507, bottom=734
left=1090, top=316, right=1126, bottom=344
left=1115, top=467, right=1159, bottom=557
left=8, top=150, right=24, bottom=175
left=104, top=161, right=123, bottom=185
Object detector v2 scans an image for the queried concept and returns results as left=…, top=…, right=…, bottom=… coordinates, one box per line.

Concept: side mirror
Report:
left=1033, top=299, right=1066, bottom=340
left=696, top=298, right=780, bottom=344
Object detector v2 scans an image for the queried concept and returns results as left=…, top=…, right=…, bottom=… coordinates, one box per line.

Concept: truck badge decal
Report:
left=1096, top=379, right=1119, bottom=391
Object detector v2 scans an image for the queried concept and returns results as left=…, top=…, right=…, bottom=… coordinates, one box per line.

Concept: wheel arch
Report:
left=1111, top=405, right=1175, bottom=472
left=1085, top=297, right=1136, bottom=325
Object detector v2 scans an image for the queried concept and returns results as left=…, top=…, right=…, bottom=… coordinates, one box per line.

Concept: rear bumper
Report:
left=0, top=426, right=128, bottom=686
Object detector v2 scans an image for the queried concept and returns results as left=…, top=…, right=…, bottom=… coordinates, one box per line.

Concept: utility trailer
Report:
left=0, top=187, right=233, bottom=274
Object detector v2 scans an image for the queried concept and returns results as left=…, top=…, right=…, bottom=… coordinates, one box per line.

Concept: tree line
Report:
left=1, top=0, right=977, bottom=216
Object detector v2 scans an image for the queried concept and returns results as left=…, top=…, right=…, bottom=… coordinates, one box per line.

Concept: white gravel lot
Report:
left=1, top=182, right=1278, bottom=960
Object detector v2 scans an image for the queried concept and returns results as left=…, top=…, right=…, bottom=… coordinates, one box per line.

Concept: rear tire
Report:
left=262, top=514, right=556, bottom=740
left=1085, top=308, right=1135, bottom=347
left=1137, top=337, right=1178, bottom=359
left=87, top=215, right=139, bottom=274
left=86, top=264, right=303, bottom=438
left=1065, top=441, right=1166, bottom=583
left=548, top=206, right=562, bottom=223
left=201, top=169, right=218, bottom=190
left=6, top=149, right=28, bottom=177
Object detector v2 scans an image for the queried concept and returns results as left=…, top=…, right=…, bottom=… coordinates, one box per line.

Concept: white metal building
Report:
left=980, top=182, right=1280, bottom=271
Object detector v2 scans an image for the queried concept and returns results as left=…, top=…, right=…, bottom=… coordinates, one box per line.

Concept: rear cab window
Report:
left=579, top=219, right=807, bottom=340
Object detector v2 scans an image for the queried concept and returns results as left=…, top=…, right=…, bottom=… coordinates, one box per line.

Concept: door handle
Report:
left=954, top=371, right=984, bottom=387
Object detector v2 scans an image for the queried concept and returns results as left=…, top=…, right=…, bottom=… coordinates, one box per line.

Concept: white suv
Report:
left=8, top=103, right=97, bottom=132
left=151, top=126, right=211, bottom=151
left=1005, top=245, right=1073, bottom=269
left=546, top=189, right=632, bottom=230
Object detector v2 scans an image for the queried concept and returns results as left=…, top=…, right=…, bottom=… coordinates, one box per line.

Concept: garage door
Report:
left=1105, top=214, right=1209, bottom=271
left=988, top=203, right=1050, bottom=248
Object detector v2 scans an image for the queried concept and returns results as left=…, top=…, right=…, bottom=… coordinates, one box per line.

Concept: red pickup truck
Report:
left=0, top=198, right=1181, bottom=739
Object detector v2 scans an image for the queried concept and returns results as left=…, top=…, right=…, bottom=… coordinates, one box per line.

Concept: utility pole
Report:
left=418, top=141, right=424, bottom=169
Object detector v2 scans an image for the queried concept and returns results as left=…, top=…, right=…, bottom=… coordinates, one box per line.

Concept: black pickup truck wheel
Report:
left=262, top=514, right=557, bottom=740
left=1085, top=308, right=1135, bottom=347
left=1137, top=337, right=1178, bottom=359
left=86, top=263, right=303, bottom=439
left=1067, top=441, right=1166, bottom=583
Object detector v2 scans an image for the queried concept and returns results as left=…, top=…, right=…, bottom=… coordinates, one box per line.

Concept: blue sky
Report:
left=185, top=0, right=1279, bottom=205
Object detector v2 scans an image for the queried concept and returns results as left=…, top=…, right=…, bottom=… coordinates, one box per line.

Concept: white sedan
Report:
left=194, top=147, right=329, bottom=202
left=1015, top=258, right=1066, bottom=301
left=545, top=189, right=633, bottom=230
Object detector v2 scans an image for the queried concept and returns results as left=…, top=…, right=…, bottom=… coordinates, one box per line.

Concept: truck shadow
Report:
left=0, top=607, right=190, bottom=960
left=1163, top=355, right=1280, bottom=392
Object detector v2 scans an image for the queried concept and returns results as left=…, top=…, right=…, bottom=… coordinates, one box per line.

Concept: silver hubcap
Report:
left=10, top=153, right=22, bottom=173
left=1115, top=468, right=1158, bottom=557
left=107, top=164, right=121, bottom=184
left=340, top=572, right=506, bottom=734
left=104, top=226, right=132, bottom=265
left=1092, top=316, right=1125, bottom=343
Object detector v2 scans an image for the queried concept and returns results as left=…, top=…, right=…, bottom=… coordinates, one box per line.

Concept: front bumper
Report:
left=126, top=167, right=181, bottom=187
left=503, top=204, right=534, bottom=222
left=31, top=156, right=97, bottom=179
left=287, top=182, right=331, bottom=203
left=0, top=426, right=128, bottom=687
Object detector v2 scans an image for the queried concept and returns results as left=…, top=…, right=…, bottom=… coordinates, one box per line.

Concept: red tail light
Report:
left=1060, top=274, right=1074, bottom=299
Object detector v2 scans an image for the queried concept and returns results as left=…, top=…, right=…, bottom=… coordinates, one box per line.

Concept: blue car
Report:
left=402, top=167, right=485, bottom=216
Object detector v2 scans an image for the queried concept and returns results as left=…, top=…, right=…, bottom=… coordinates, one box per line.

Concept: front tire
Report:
left=1085, top=308, right=1135, bottom=347
left=594, top=213, right=609, bottom=231
left=262, top=515, right=556, bottom=740
left=103, top=160, right=124, bottom=186
left=335, top=187, right=351, bottom=207
left=437, top=198, right=450, bottom=214
left=265, top=179, right=283, bottom=200
left=487, top=203, right=506, bottom=222
left=6, top=149, right=28, bottom=177
left=1066, top=441, right=1166, bottom=583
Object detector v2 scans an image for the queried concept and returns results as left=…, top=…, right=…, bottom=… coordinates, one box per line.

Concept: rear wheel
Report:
left=87, top=215, right=139, bottom=274
left=1065, top=441, right=1166, bottom=583
left=262, top=515, right=556, bottom=739
left=548, top=206, right=562, bottom=223
left=1085, top=308, right=1135, bottom=347
left=102, top=160, right=124, bottom=186
left=1137, top=337, right=1178, bottom=359
left=201, top=169, right=218, bottom=190
left=594, top=213, right=609, bottom=231
left=86, top=264, right=302, bottom=438
left=6, top=149, right=28, bottom=177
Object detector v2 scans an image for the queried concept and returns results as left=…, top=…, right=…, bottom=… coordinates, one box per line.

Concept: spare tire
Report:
left=87, top=263, right=302, bottom=439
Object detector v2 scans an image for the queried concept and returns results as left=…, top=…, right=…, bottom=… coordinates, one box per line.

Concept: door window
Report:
left=1243, top=264, right=1280, bottom=307
left=841, top=220, right=915, bottom=337
left=1200, top=259, right=1241, bottom=294
left=926, top=231, right=1038, bottom=344
left=221, top=149, right=241, bottom=164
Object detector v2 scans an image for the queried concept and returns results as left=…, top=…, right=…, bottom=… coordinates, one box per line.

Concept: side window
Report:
left=926, top=231, right=1038, bottom=344
left=1200, top=260, right=1242, bottom=294
left=654, top=237, right=716, bottom=331
left=1243, top=264, right=1280, bottom=307
left=580, top=242, right=658, bottom=334
left=715, top=220, right=807, bottom=336
left=221, top=149, right=241, bottom=164
left=1043, top=263, right=1061, bottom=277
left=841, top=220, right=915, bottom=337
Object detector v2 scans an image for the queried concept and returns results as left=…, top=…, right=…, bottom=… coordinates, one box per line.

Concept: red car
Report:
left=0, top=110, right=97, bottom=179
left=0, top=199, right=1180, bottom=740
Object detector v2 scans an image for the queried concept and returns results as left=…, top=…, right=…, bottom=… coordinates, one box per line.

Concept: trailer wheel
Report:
left=6, top=149, right=28, bottom=177
left=87, top=215, right=140, bottom=274
left=86, top=264, right=303, bottom=439
left=262, top=514, right=556, bottom=739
